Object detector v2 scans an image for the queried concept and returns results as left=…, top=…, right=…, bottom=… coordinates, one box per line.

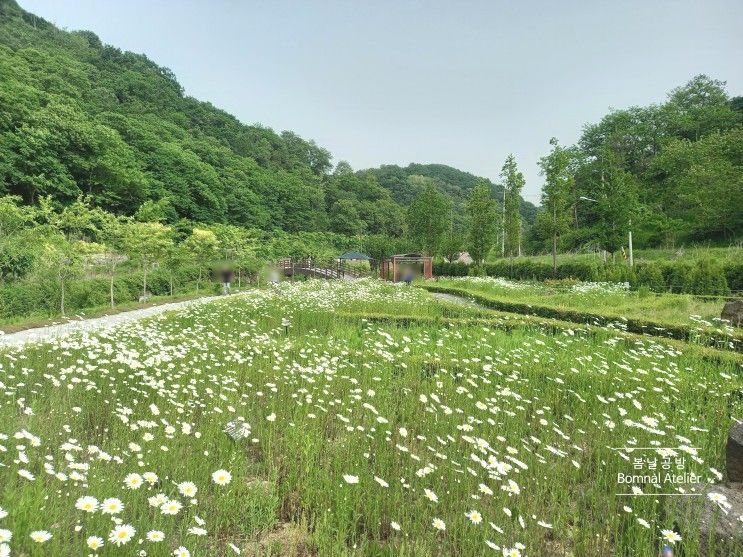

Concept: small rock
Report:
left=670, top=483, right=743, bottom=556
left=721, top=300, right=743, bottom=327
left=728, top=422, right=743, bottom=483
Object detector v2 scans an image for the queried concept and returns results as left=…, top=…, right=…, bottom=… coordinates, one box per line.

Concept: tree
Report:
left=440, top=231, right=464, bottom=263
left=329, top=200, right=364, bottom=236
left=651, top=127, right=743, bottom=240
left=37, top=235, right=82, bottom=316
left=501, top=155, right=525, bottom=258
left=237, top=252, right=262, bottom=286
left=333, top=160, right=354, bottom=176
left=99, top=216, right=126, bottom=308
left=52, top=197, right=109, bottom=242
left=662, top=75, right=740, bottom=141
left=210, top=223, right=258, bottom=287
left=0, top=195, right=36, bottom=237
left=183, top=228, right=220, bottom=291
left=362, top=235, right=394, bottom=272
left=466, top=179, right=498, bottom=265
left=161, top=242, right=190, bottom=296
left=121, top=221, right=172, bottom=299
left=407, top=182, right=450, bottom=256
left=538, top=138, right=574, bottom=274
left=0, top=196, right=38, bottom=281
left=135, top=198, right=177, bottom=223
left=594, top=149, right=639, bottom=257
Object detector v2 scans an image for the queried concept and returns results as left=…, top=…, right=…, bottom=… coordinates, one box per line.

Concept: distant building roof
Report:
left=337, top=251, right=371, bottom=260
left=456, top=252, right=473, bottom=264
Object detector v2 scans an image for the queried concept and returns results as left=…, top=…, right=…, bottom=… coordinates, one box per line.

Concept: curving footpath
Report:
left=0, top=294, right=231, bottom=349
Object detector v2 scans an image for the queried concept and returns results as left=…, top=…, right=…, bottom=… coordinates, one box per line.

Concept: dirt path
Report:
left=0, top=294, right=233, bottom=349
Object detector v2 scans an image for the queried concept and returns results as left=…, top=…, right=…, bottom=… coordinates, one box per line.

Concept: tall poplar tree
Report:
left=501, top=155, right=525, bottom=258
left=466, top=179, right=498, bottom=265
left=537, top=138, right=574, bottom=274
left=407, top=182, right=450, bottom=256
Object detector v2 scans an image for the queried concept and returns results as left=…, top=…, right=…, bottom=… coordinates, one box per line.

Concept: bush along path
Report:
left=420, top=284, right=743, bottom=352
left=433, top=258, right=742, bottom=297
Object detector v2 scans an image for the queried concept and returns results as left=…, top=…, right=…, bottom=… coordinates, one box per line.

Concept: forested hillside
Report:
left=0, top=0, right=534, bottom=239
left=358, top=163, right=537, bottom=232
left=0, top=0, right=331, bottom=232
left=528, top=75, right=743, bottom=254
left=0, top=0, right=740, bottom=270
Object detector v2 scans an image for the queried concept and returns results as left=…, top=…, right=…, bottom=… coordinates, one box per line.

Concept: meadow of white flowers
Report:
left=0, top=279, right=740, bottom=556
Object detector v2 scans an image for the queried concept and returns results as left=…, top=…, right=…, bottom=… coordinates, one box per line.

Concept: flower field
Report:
left=0, top=279, right=741, bottom=556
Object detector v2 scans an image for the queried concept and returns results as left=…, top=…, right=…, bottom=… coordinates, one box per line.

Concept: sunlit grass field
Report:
left=0, top=279, right=741, bottom=556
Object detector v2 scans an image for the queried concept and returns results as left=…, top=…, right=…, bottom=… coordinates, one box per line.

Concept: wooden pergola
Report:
left=379, top=253, right=433, bottom=282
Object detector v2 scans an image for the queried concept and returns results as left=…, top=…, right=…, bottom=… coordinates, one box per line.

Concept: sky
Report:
left=20, top=0, right=743, bottom=203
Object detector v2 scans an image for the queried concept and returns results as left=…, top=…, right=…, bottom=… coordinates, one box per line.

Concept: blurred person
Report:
left=221, top=265, right=234, bottom=295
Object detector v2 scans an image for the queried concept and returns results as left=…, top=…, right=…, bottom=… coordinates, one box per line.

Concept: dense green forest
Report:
left=528, top=76, right=742, bottom=256
left=0, top=0, right=535, bottom=240
left=359, top=163, right=537, bottom=232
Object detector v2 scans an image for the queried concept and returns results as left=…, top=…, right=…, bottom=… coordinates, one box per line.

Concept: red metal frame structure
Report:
left=379, top=253, right=433, bottom=282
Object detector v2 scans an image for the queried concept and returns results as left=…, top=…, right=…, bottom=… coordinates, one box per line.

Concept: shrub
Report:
left=146, top=269, right=171, bottom=296
left=544, top=278, right=580, bottom=287
left=636, top=263, right=666, bottom=293
left=68, top=278, right=111, bottom=310
left=433, top=256, right=738, bottom=296
left=637, top=285, right=652, bottom=299
left=670, top=262, right=694, bottom=294
left=555, top=260, right=601, bottom=282
left=724, top=262, right=743, bottom=294
left=484, top=260, right=553, bottom=281
left=0, top=283, right=38, bottom=319
left=690, top=259, right=729, bottom=296
left=600, top=264, right=637, bottom=286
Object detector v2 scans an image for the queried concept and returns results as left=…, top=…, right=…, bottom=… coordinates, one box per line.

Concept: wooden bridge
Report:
left=279, top=258, right=366, bottom=280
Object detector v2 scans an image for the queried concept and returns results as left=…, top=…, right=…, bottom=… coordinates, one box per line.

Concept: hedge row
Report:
left=433, top=259, right=742, bottom=296
left=422, top=285, right=743, bottom=352
left=0, top=265, right=217, bottom=320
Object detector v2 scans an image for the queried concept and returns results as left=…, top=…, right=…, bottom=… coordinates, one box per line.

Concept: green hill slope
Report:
left=0, top=0, right=534, bottom=238
left=359, top=163, right=537, bottom=231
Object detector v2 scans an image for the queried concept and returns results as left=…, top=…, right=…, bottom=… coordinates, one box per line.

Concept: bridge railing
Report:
left=279, top=258, right=346, bottom=279
left=277, top=258, right=376, bottom=280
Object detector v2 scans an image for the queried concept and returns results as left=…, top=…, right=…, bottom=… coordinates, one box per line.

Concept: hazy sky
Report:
left=20, top=0, right=743, bottom=202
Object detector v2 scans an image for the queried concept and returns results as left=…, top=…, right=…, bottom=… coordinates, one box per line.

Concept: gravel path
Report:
left=429, top=291, right=488, bottom=309
left=0, top=294, right=230, bottom=349
left=0, top=289, right=481, bottom=350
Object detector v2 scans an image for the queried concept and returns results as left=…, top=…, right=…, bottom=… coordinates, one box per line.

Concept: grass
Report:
left=429, top=277, right=731, bottom=328
left=0, top=279, right=741, bottom=556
